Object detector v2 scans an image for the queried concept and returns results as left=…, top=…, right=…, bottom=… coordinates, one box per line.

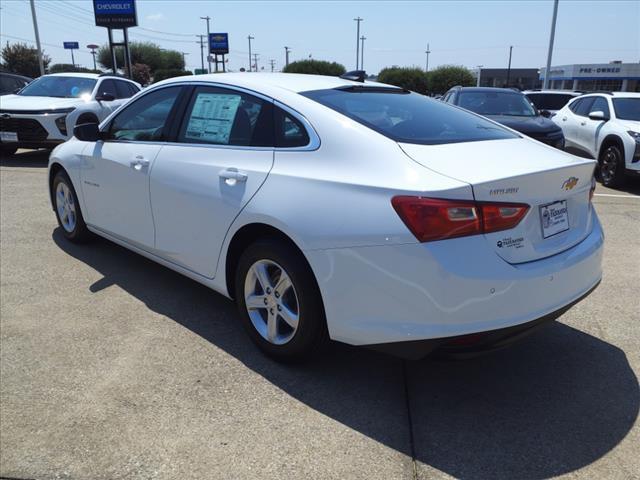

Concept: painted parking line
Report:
left=594, top=193, right=640, bottom=199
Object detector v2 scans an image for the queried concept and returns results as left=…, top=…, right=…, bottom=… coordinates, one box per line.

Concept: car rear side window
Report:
left=302, top=88, right=517, bottom=145
left=178, top=87, right=273, bottom=147
left=573, top=97, right=595, bottom=117
left=526, top=93, right=576, bottom=111
left=274, top=106, right=310, bottom=148
left=114, top=80, right=135, bottom=99
left=108, top=86, right=182, bottom=141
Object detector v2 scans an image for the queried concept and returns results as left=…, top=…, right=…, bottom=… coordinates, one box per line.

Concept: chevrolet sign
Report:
left=93, top=0, right=137, bottom=28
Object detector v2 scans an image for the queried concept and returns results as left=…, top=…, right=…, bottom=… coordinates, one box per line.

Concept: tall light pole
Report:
left=196, top=35, right=206, bottom=72
left=200, top=16, right=211, bottom=73
left=87, top=44, right=99, bottom=71
left=476, top=65, right=483, bottom=87
left=247, top=35, right=254, bottom=71
left=284, top=46, right=291, bottom=68
left=360, top=36, right=366, bottom=71
left=29, top=0, right=45, bottom=76
left=354, top=17, right=363, bottom=70
left=506, top=45, right=513, bottom=87
left=543, top=0, right=559, bottom=89
left=425, top=43, right=431, bottom=72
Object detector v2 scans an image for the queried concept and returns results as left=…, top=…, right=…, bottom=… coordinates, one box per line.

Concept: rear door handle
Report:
left=580, top=121, right=586, bottom=126
left=130, top=155, right=150, bottom=171
left=562, top=117, right=567, bottom=121
left=219, top=167, right=248, bottom=185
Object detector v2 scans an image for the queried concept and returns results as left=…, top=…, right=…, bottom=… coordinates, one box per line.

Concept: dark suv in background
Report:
left=442, top=86, right=565, bottom=149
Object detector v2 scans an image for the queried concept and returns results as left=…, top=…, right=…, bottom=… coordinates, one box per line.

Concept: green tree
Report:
left=283, top=59, right=346, bottom=76
left=377, top=67, right=428, bottom=94
left=1, top=42, right=50, bottom=78
left=427, top=65, right=475, bottom=94
left=97, top=42, right=184, bottom=75
left=153, top=69, right=192, bottom=82
left=49, top=63, right=100, bottom=74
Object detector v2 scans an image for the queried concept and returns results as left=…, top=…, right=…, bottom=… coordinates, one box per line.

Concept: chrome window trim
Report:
left=99, top=80, right=321, bottom=152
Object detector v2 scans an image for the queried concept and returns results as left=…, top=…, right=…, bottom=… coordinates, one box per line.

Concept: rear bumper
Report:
left=306, top=212, right=604, bottom=347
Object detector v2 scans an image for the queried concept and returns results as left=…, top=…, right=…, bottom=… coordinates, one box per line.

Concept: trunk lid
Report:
left=400, top=138, right=597, bottom=264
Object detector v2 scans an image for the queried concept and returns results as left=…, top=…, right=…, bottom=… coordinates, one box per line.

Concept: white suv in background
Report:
left=0, top=73, right=140, bottom=156
left=554, top=92, right=640, bottom=187
left=524, top=90, right=581, bottom=117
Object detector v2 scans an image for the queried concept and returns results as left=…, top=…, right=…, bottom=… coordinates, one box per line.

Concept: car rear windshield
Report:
left=301, top=87, right=517, bottom=145
left=612, top=98, right=640, bottom=121
left=18, top=76, right=96, bottom=98
left=526, top=93, right=576, bottom=111
left=458, top=90, right=537, bottom=117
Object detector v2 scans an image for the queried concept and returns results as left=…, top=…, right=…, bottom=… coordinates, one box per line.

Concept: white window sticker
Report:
left=184, top=93, right=242, bottom=144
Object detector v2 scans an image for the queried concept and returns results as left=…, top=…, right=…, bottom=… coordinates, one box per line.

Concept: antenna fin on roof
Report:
left=340, top=70, right=366, bottom=83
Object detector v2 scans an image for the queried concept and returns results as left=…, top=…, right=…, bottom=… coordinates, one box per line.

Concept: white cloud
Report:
left=146, top=13, right=164, bottom=21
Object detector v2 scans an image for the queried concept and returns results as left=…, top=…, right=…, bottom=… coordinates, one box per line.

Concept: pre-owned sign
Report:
left=209, top=33, right=229, bottom=55
left=93, top=0, right=137, bottom=28
left=63, top=42, right=79, bottom=49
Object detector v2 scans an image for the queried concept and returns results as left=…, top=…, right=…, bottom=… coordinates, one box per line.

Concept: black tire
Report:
left=1, top=145, right=18, bottom=157
left=599, top=144, right=625, bottom=188
left=52, top=170, right=92, bottom=243
left=234, top=239, right=328, bottom=362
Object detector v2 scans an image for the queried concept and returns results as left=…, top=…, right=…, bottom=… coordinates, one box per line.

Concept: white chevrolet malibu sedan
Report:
left=48, top=72, right=603, bottom=361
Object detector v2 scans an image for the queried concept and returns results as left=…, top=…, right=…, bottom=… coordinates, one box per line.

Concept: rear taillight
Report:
left=392, top=196, right=529, bottom=242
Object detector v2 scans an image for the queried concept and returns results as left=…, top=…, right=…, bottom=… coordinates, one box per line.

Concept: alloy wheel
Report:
left=600, top=147, right=619, bottom=184
left=244, top=259, right=300, bottom=345
left=55, top=181, right=76, bottom=233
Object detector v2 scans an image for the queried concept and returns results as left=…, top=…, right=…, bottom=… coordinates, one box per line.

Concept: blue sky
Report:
left=1, top=0, right=638, bottom=73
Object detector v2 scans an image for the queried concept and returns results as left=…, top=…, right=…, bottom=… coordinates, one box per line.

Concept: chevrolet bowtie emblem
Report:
left=562, top=177, right=579, bottom=191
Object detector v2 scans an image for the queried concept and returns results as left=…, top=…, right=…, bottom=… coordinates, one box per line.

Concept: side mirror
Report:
left=74, top=122, right=102, bottom=142
left=540, top=109, right=552, bottom=118
left=95, top=92, right=115, bottom=102
left=588, top=110, right=608, bottom=121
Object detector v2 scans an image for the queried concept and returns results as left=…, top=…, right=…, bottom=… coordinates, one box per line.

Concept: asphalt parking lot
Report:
left=1, top=149, right=639, bottom=480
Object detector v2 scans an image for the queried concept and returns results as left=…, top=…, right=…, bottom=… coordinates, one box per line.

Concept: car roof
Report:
left=577, top=92, right=640, bottom=98
left=156, top=72, right=392, bottom=94
left=0, top=72, right=32, bottom=81
left=451, top=87, right=524, bottom=94
left=46, top=72, right=101, bottom=79
left=523, top=90, right=581, bottom=95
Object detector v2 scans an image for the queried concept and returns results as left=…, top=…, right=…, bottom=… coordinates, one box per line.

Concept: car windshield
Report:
left=458, top=91, right=537, bottom=117
left=612, top=98, right=640, bottom=121
left=301, top=88, right=518, bottom=145
left=526, top=93, right=576, bottom=111
left=18, top=76, right=96, bottom=98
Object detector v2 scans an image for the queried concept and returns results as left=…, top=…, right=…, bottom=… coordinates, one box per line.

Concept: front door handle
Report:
left=562, top=117, right=567, bottom=121
left=130, top=155, right=150, bottom=171
left=580, top=121, right=586, bottom=126
left=219, top=168, right=248, bottom=185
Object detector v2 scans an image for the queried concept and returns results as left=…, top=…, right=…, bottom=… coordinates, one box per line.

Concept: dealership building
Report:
left=539, top=62, right=640, bottom=92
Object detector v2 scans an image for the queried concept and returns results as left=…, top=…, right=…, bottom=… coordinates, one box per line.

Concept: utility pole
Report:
left=425, top=43, right=431, bottom=72
left=181, top=52, right=189, bottom=69
left=252, top=53, right=259, bottom=72
left=247, top=35, right=254, bottom=71
left=354, top=17, right=363, bottom=70
left=87, top=44, right=99, bottom=71
left=360, top=36, right=366, bottom=71
left=197, top=35, right=206, bottom=72
left=506, top=45, right=513, bottom=87
left=29, top=0, right=45, bottom=76
left=476, top=65, right=483, bottom=87
left=284, top=46, right=291, bottom=67
left=543, top=0, right=559, bottom=89
left=269, top=59, right=275, bottom=72
left=200, top=16, right=211, bottom=73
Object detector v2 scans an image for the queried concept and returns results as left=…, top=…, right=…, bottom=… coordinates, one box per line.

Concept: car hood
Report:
left=616, top=119, right=640, bottom=131
left=0, top=94, right=87, bottom=111
left=485, top=114, right=562, bottom=135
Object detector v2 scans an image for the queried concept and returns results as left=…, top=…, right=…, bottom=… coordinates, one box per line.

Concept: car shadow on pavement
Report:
left=0, top=149, right=50, bottom=167
left=53, top=229, right=639, bottom=480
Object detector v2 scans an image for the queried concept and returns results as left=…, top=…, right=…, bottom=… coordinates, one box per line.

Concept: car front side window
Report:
left=589, top=97, right=610, bottom=118
left=107, top=86, right=182, bottom=141
left=178, top=87, right=273, bottom=147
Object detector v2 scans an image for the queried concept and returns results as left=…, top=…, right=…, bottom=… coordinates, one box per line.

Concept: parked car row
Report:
left=441, top=85, right=639, bottom=188
left=0, top=72, right=32, bottom=95
left=44, top=72, right=603, bottom=361
left=0, top=73, right=140, bottom=156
